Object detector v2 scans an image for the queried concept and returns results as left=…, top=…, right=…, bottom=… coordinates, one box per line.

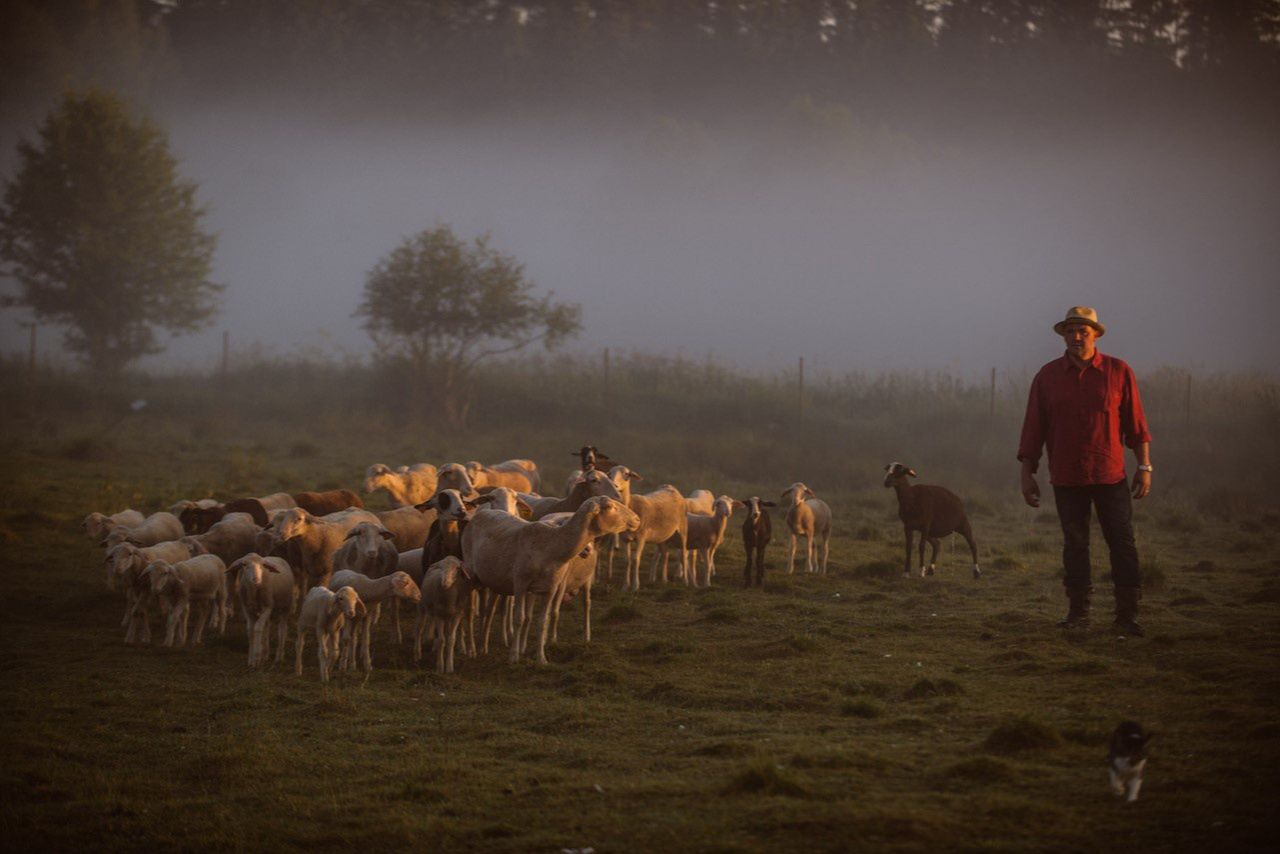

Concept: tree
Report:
left=355, top=224, right=581, bottom=428
left=0, top=89, right=220, bottom=372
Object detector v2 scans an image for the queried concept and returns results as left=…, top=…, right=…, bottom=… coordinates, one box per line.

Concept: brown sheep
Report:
left=883, top=462, right=981, bottom=579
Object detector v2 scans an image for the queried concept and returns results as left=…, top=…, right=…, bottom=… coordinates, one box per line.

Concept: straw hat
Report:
left=1053, top=306, right=1106, bottom=337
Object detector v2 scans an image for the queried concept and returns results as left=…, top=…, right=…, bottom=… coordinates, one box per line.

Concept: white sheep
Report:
left=461, top=496, right=640, bottom=664
left=106, top=539, right=203, bottom=643
left=538, top=512, right=601, bottom=645
left=327, top=569, right=422, bottom=672
left=143, top=554, right=228, bottom=647
left=414, top=556, right=476, bottom=673
left=227, top=553, right=296, bottom=667
left=364, top=463, right=439, bottom=507
left=523, top=470, right=623, bottom=520
left=295, top=585, right=364, bottom=682
left=465, top=459, right=541, bottom=493
left=179, top=511, right=260, bottom=565
left=624, top=484, right=688, bottom=589
left=101, top=511, right=185, bottom=548
left=657, top=495, right=743, bottom=587
left=781, top=482, right=832, bottom=575
left=684, top=489, right=715, bottom=515
left=83, top=509, right=145, bottom=542
left=375, top=505, right=436, bottom=551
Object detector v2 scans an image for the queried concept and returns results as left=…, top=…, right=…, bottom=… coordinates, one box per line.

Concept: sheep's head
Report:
left=332, top=586, right=362, bottom=619
left=743, top=497, right=776, bottom=521
left=714, top=496, right=741, bottom=518
left=781, top=483, right=815, bottom=506
left=582, top=469, right=623, bottom=502
left=472, top=487, right=529, bottom=517
left=437, top=463, right=477, bottom=497
left=343, top=522, right=395, bottom=561
left=364, top=463, right=394, bottom=493
left=179, top=535, right=210, bottom=556
left=585, top=496, right=641, bottom=537
left=229, top=554, right=265, bottom=587
left=272, top=508, right=314, bottom=542
left=390, top=571, right=422, bottom=603
left=883, top=462, right=917, bottom=487
left=416, top=489, right=476, bottom=521
left=83, top=512, right=109, bottom=539
left=145, top=561, right=179, bottom=595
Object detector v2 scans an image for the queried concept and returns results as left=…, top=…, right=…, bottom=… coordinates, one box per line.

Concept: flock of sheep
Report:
left=87, top=446, right=979, bottom=680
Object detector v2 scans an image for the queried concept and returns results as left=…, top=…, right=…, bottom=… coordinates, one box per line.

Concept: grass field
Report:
left=1, top=371, right=1278, bottom=852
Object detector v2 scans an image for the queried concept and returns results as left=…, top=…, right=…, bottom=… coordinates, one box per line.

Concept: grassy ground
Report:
left=1, top=412, right=1277, bottom=852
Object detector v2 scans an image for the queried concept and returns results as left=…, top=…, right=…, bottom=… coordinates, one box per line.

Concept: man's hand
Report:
left=1132, top=470, right=1151, bottom=500
left=1021, top=470, right=1041, bottom=508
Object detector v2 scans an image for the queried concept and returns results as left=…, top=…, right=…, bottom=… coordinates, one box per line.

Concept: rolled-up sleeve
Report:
left=1017, top=371, right=1046, bottom=468
left=1120, top=363, right=1152, bottom=448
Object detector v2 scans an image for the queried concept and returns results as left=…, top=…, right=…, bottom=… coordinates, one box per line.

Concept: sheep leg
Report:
left=317, top=628, right=330, bottom=682
left=582, top=582, right=592, bottom=643
left=903, top=529, right=914, bottom=577
left=918, top=535, right=929, bottom=577
left=755, top=545, right=767, bottom=586
left=178, top=603, right=191, bottom=646
left=295, top=630, right=305, bottom=676
left=926, top=538, right=941, bottom=576
left=275, top=614, right=288, bottom=664
left=465, top=591, right=477, bottom=657
left=550, top=580, right=565, bottom=644
left=164, top=605, right=180, bottom=647
left=960, top=520, right=982, bottom=578
left=413, top=610, right=425, bottom=663
left=787, top=534, right=797, bottom=574
left=821, top=533, right=830, bottom=575
left=503, top=596, right=515, bottom=647
left=536, top=591, right=556, bottom=665
left=446, top=616, right=460, bottom=673
left=433, top=618, right=445, bottom=673
left=121, top=588, right=136, bottom=630
left=191, top=601, right=208, bottom=645
left=481, top=593, right=500, bottom=654
left=508, top=593, right=527, bottom=663
left=362, top=617, right=373, bottom=672
left=393, top=600, right=403, bottom=645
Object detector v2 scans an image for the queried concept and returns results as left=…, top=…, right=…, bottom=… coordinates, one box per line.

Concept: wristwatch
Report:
left=1136, top=464, right=1153, bottom=473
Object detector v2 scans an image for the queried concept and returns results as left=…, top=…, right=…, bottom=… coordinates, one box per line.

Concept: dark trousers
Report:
left=1052, top=479, right=1141, bottom=590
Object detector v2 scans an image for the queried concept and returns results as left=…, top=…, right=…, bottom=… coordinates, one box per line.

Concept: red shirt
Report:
left=1017, top=351, right=1151, bottom=487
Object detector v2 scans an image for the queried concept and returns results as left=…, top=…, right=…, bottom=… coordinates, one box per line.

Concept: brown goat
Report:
left=883, top=462, right=981, bottom=579
left=294, top=489, right=363, bottom=516
left=740, top=497, right=775, bottom=587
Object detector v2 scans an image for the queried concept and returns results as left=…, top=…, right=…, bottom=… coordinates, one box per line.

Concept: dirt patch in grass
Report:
left=725, top=761, right=809, bottom=798
left=849, top=560, right=898, bottom=580
left=983, top=718, right=1062, bottom=754
left=943, top=756, right=1016, bottom=784
left=903, top=677, right=964, bottom=700
left=840, top=699, right=884, bottom=718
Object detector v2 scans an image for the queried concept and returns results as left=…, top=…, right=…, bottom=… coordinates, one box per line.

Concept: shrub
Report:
left=725, top=762, right=809, bottom=798
left=944, top=756, right=1015, bottom=784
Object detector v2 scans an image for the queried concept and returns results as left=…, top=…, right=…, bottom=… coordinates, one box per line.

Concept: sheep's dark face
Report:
left=883, top=462, right=917, bottom=487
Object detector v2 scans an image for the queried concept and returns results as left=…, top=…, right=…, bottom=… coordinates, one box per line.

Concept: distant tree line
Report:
left=2, top=1, right=1276, bottom=132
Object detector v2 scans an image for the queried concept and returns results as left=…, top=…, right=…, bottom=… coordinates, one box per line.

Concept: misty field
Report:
left=1, top=361, right=1277, bottom=852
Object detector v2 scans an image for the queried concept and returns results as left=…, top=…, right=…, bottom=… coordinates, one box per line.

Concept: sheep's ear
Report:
left=732, top=500, right=746, bottom=510
left=379, top=529, right=396, bottom=540
left=761, top=501, right=777, bottom=507
left=627, top=470, right=643, bottom=481
left=343, top=528, right=362, bottom=540
left=414, top=497, right=437, bottom=511
left=265, top=564, right=281, bottom=574
left=516, top=498, right=533, bottom=518
left=355, top=600, right=367, bottom=619
left=907, top=469, right=917, bottom=477
left=804, top=487, right=815, bottom=498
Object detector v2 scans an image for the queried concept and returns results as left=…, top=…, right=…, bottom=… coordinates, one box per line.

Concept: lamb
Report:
left=179, top=512, right=260, bottom=566
left=83, top=509, right=145, bottom=541
left=101, top=511, right=184, bottom=548
left=683, top=496, right=742, bottom=586
left=294, top=585, right=364, bottom=682
left=106, top=539, right=204, bottom=642
left=883, top=462, right=981, bottom=579
left=414, top=489, right=473, bottom=578
left=741, top=497, right=775, bottom=587
left=293, top=489, right=364, bottom=516
left=328, top=569, right=421, bottom=672
left=227, top=553, right=296, bottom=666
left=781, top=483, right=832, bottom=575
left=523, top=469, right=623, bottom=520
left=461, top=496, right=640, bottom=664
left=414, top=556, right=476, bottom=673
left=623, top=484, right=688, bottom=589
left=375, top=505, right=435, bottom=551
left=597, top=464, right=644, bottom=581
left=330, top=520, right=404, bottom=642
left=364, top=463, right=439, bottom=507
left=142, top=554, right=228, bottom=647
left=257, top=507, right=381, bottom=593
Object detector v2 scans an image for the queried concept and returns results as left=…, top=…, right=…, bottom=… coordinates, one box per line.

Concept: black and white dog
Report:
left=1108, top=721, right=1152, bottom=802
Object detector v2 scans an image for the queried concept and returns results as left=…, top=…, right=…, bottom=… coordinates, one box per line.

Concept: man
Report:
left=1018, top=306, right=1152, bottom=635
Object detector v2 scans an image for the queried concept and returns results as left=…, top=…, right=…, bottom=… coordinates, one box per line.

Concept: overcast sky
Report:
left=5, top=99, right=1278, bottom=378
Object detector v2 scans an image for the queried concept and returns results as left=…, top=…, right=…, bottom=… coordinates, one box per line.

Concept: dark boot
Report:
left=1057, top=586, right=1091, bottom=629
left=1112, top=586, right=1144, bottom=636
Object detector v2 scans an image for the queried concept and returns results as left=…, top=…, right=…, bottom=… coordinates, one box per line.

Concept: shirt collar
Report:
left=1061, top=350, right=1104, bottom=371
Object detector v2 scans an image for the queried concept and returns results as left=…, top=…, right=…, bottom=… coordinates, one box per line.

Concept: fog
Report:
left=4, top=97, right=1279, bottom=378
